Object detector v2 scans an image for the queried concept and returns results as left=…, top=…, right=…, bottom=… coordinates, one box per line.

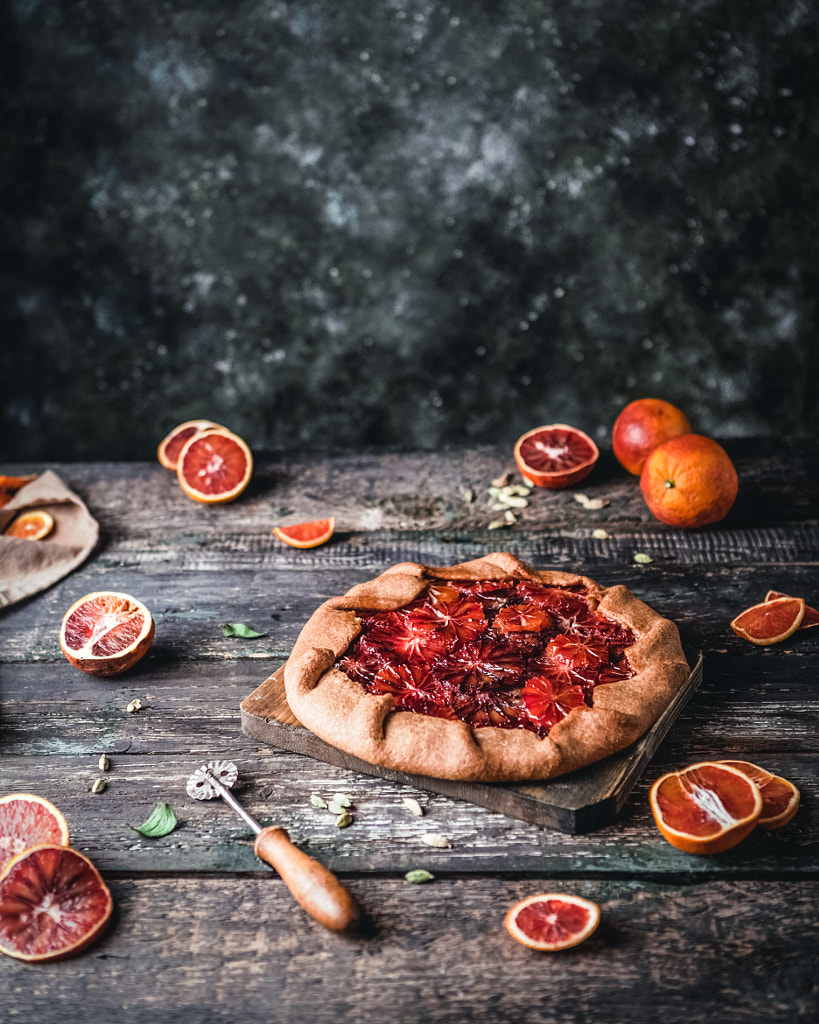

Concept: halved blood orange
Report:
left=3, top=509, right=54, bottom=540
left=0, top=474, right=37, bottom=509
left=59, top=591, right=155, bottom=676
left=719, top=760, right=800, bottom=830
left=730, top=597, right=805, bottom=646
left=765, top=590, right=819, bottom=630
left=157, top=419, right=222, bottom=470
left=0, top=844, right=113, bottom=962
left=0, top=795, right=69, bottom=874
left=650, top=761, right=762, bottom=854
left=273, top=517, right=335, bottom=549
left=176, top=428, right=253, bottom=504
left=513, top=424, right=599, bottom=489
left=505, top=893, right=600, bottom=951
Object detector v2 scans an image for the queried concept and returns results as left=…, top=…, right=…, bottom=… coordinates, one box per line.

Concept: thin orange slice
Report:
left=157, top=419, right=222, bottom=470
left=0, top=844, right=112, bottom=961
left=650, top=761, right=762, bottom=854
left=513, top=424, right=599, bottom=489
left=719, top=760, right=800, bottom=830
left=176, top=428, right=253, bottom=504
left=0, top=474, right=37, bottom=509
left=0, top=794, right=70, bottom=874
left=764, top=590, right=819, bottom=630
left=505, top=893, right=600, bottom=951
left=59, top=591, right=155, bottom=676
left=3, top=509, right=54, bottom=540
left=730, top=596, right=805, bottom=645
left=273, top=517, right=335, bottom=549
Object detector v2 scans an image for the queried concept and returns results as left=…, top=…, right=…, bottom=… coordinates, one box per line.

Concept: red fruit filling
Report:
left=335, top=577, right=635, bottom=736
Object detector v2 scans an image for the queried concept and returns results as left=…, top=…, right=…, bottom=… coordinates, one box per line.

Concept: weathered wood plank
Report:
left=0, top=877, right=815, bottom=1024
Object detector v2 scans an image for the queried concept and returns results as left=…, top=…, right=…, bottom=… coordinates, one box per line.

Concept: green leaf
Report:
left=405, top=870, right=435, bottom=884
left=222, top=622, right=266, bottom=638
left=130, top=802, right=178, bottom=838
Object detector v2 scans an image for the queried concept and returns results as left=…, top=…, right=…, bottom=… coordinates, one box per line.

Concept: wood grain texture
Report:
left=0, top=877, right=815, bottom=1024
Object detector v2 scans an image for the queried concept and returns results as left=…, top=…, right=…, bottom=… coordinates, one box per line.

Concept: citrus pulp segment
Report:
left=504, top=893, right=600, bottom=950
left=513, top=424, right=599, bottom=489
left=157, top=419, right=222, bottom=470
left=764, top=591, right=819, bottom=629
left=0, top=844, right=113, bottom=962
left=650, top=762, right=763, bottom=854
left=719, top=760, right=800, bottom=830
left=730, top=597, right=805, bottom=645
left=59, top=591, right=155, bottom=676
left=0, top=795, right=69, bottom=873
left=273, top=517, right=335, bottom=549
left=176, top=428, right=253, bottom=503
left=3, top=510, right=54, bottom=540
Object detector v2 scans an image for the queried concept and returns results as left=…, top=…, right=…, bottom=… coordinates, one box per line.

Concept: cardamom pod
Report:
left=98, top=754, right=110, bottom=772
left=402, top=797, right=424, bottom=817
left=335, top=811, right=353, bottom=828
left=405, top=869, right=435, bottom=884
left=420, top=833, right=452, bottom=849
left=310, top=794, right=328, bottom=809
left=91, top=778, right=106, bottom=794
left=633, top=552, right=654, bottom=564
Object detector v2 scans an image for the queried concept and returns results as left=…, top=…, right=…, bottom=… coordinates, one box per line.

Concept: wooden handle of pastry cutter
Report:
left=254, top=826, right=361, bottom=932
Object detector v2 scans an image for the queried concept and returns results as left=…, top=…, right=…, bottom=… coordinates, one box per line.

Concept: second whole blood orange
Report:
left=640, top=434, right=738, bottom=528
left=612, top=398, right=692, bottom=475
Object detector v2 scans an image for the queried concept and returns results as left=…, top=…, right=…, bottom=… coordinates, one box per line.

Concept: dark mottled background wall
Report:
left=2, top=0, right=817, bottom=461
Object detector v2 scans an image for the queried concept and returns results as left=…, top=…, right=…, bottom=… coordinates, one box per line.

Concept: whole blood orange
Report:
left=0, top=844, right=113, bottom=962
left=612, top=398, right=692, bottom=475
left=719, top=760, right=800, bottom=830
left=273, top=517, right=335, bottom=549
left=157, top=419, right=222, bottom=470
left=650, top=762, right=762, bottom=854
left=59, top=591, right=155, bottom=676
left=765, top=590, right=819, bottom=630
left=513, top=424, right=599, bottom=489
left=640, top=434, right=738, bottom=528
left=177, top=428, right=253, bottom=504
left=3, top=510, right=54, bottom=540
left=505, top=893, right=600, bottom=951
left=730, top=596, right=805, bottom=645
left=0, top=794, right=70, bottom=873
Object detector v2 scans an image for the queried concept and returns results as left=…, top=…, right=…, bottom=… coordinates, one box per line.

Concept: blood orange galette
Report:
left=283, top=553, right=689, bottom=782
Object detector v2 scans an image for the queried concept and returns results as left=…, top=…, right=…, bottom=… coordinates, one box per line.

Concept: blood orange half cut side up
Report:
left=764, top=590, right=819, bottom=630
left=273, top=518, right=335, bottom=549
left=59, top=591, right=155, bottom=676
left=0, top=844, right=113, bottom=962
left=157, top=419, right=222, bottom=470
left=719, top=760, right=800, bottom=830
left=177, top=428, right=253, bottom=504
left=513, top=424, right=599, bottom=489
left=505, top=893, right=600, bottom=951
left=650, top=761, right=762, bottom=854
left=3, top=510, right=54, bottom=540
left=730, top=597, right=805, bottom=646
left=0, top=795, right=69, bottom=874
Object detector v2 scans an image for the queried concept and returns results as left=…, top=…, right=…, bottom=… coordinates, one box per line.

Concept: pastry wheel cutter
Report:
left=187, top=760, right=360, bottom=933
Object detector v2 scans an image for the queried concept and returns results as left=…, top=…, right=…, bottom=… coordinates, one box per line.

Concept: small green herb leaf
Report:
left=130, top=802, right=178, bottom=838
left=222, top=622, right=266, bottom=638
left=405, top=869, right=435, bottom=884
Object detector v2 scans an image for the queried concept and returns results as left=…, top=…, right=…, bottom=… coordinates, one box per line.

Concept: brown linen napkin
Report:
left=0, top=470, right=99, bottom=609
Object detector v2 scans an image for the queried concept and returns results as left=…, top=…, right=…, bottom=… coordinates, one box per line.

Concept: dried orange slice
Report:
left=764, top=590, right=819, bottom=630
left=505, top=893, right=600, bottom=951
left=59, top=591, right=155, bottom=676
left=730, top=596, right=805, bottom=645
left=719, top=760, right=800, bottom=830
left=0, top=844, right=112, bottom=961
left=0, top=794, right=69, bottom=874
left=3, top=509, right=54, bottom=540
left=650, top=762, right=762, bottom=854
left=273, top=517, right=335, bottom=549
left=513, top=424, right=599, bottom=489
left=176, top=428, right=253, bottom=504
left=0, top=474, right=37, bottom=509
left=157, top=419, right=222, bottom=470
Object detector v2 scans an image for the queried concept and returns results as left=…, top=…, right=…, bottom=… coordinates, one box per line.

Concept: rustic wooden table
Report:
left=1, top=441, right=816, bottom=1023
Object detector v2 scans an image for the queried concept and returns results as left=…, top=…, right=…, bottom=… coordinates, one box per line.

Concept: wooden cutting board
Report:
left=240, top=651, right=702, bottom=834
